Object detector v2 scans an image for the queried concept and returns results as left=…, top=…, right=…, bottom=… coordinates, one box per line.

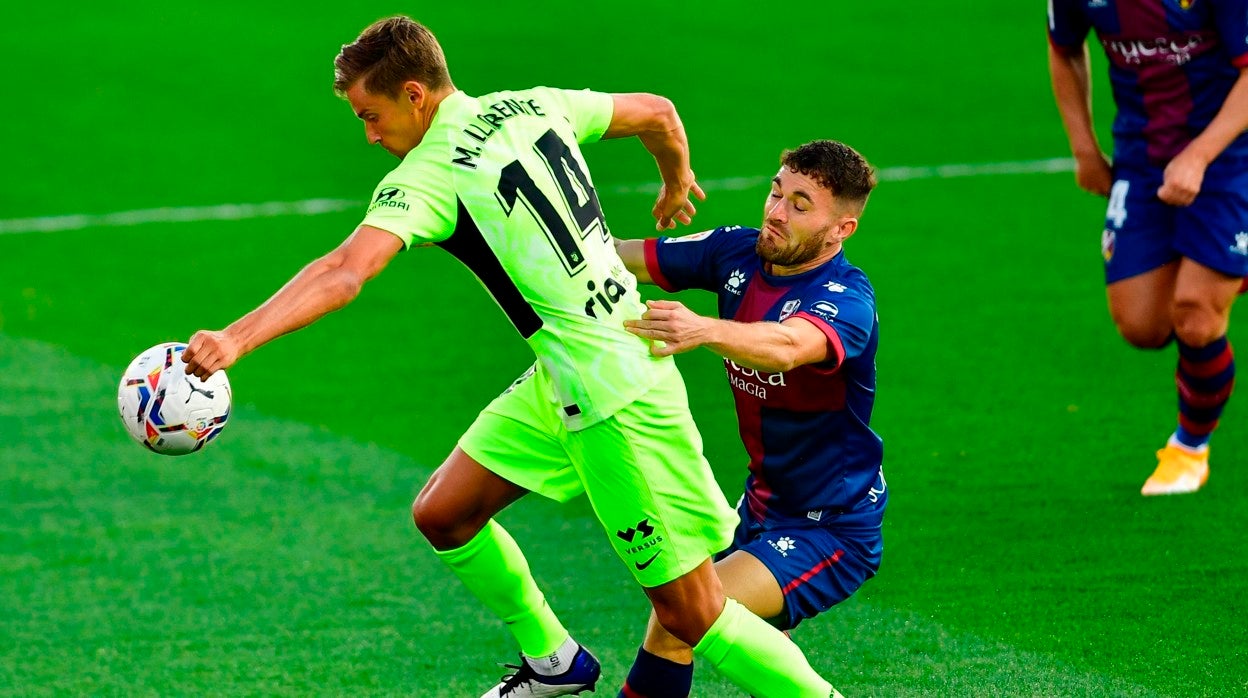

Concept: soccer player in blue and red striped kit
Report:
left=614, top=140, right=885, bottom=697
left=1048, top=0, right=1248, bottom=494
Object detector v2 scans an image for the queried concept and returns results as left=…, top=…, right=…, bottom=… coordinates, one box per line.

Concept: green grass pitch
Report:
left=1, top=2, right=1245, bottom=696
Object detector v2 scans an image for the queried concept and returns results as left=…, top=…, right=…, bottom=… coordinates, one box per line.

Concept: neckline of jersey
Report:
left=758, top=249, right=847, bottom=286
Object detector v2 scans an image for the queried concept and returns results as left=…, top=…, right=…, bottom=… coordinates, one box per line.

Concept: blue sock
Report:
left=619, top=647, right=693, bottom=698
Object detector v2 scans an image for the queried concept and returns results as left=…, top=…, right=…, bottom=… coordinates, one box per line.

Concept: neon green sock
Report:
left=693, top=598, right=834, bottom=698
left=433, top=519, right=568, bottom=657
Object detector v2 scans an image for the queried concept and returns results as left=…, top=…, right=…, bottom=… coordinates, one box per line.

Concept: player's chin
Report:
left=755, top=235, right=782, bottom=258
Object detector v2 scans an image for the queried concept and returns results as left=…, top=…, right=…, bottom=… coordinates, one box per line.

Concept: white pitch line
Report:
left=0, top=157, right=1074, bottom=236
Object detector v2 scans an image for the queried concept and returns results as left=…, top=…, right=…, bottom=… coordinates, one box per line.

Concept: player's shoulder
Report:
left=476, top=86, right=545, bottom=104
left=387, top=131, right=454, bottom=183
left=660, top=224, right=758, bottom=247
left=837, top=258, right=875, bottom=296
left=476, top=86, right=605, bottom=114
left=802, top=255, right=875, bottom=304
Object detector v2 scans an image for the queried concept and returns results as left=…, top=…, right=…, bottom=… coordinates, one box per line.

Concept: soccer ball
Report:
left=117, top=342, right=232, bottom=455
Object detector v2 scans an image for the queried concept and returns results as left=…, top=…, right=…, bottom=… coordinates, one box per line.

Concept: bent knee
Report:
left=411, top=493, right=480, bottom=550
left=652, top=595, right=723, bottom=647
left=1114, top=321, right=1173, bottom=349
left=1108, top=303, right=1171, bottom=348
left=1172, top=302, right=1229, bottom=347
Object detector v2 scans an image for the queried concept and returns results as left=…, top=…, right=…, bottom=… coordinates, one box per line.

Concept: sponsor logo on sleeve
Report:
left=367, top=186, right=410, bottom=213
left=808, top=300, right=839, bottom=322
left=662, top=230, right=714, bottom=244
left=779, top=299, right=801, bottom=321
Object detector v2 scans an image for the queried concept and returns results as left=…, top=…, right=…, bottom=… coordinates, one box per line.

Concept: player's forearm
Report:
left=613, top=237, right=651, bottom=283
left=1048, top=44, right=1103, bottom=158
left=1182, top=68, right=1248, bottom=165
left=611, top=95, right=694, bottom=187
left=703, top=319, right=808, bottom=374
left=640, top=130, right=694, bottom=192
left=225, top=256, right=364, bottom=357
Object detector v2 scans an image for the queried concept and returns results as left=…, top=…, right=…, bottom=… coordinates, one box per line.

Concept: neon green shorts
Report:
left=459, top=362, right=736, bottom=587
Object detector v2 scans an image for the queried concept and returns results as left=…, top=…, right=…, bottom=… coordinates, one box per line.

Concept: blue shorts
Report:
left=1101, top=161, right=1248, bottom=284
left=719, top=501, right=883, bottom=630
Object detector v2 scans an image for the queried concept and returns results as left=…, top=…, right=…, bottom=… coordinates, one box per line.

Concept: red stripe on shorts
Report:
left=782, top=549, right=845, bottom=595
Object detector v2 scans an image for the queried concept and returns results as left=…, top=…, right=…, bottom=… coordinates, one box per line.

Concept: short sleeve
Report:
left=1047, top=0, right=1092, bottom=54
left=645, top=226, right=751, bottom=293
left=793, top=287, right=876, bottom=368
left=531, top=87, right=614, bottom=145
left=1213, top=0, right=1248, bottom=68
left=360, top=150, right=458, bottom=248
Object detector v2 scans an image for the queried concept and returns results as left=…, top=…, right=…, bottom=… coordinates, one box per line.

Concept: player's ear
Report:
left=836, top=217, right=859, bottom=242
left=402, top=80, right=426, bottom=107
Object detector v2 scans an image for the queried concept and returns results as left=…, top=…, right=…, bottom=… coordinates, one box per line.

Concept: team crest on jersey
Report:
left=1101, top=228, right=1116, bottom=262
left=663, top=230, right=714, bottom=244
left=779, top=299, right=801, bottom=321
left=1178, top=0, right=1195, bottom=9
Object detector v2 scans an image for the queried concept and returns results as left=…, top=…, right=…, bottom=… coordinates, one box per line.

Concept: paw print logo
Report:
left=768, top=536, right=797, bottom=556
left=724, top=269, right=747, bottom=296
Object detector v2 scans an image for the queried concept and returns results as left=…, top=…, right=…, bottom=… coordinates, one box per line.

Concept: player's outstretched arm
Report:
left=603, top=93, right=706, bottom=230
left=624, top=299, right=829, bottom=373
left=1048, top=41, right=1112, bottom=197
left=1159, top=66, right=1248, bottom=206
left=612, top=237, right=652, bottom=284
left=183, top=225, right=403, bottom=379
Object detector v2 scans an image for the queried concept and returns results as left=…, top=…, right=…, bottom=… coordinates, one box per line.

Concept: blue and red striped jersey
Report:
left=1048, top=0, right=1248, bottom=167
left=644, top=226, right=885, bottom=529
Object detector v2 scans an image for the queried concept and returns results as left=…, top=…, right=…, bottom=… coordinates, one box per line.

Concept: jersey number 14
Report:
left=496, top=129, right=607, bottom=276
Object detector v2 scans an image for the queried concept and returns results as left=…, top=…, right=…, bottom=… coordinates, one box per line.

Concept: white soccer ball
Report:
left=117, top=342, right=232, bottom=455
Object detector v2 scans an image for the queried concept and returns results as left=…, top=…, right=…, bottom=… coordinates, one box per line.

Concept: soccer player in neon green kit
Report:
left=181, top=15, right=840, bottom=698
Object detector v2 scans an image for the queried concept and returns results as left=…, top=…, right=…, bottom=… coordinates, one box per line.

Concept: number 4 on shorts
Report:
left=1107, top=180, right=1129, bottom=229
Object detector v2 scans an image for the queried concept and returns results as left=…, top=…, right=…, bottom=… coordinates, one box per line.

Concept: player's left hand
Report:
left=653, top=176, right=707, bottom=231
left=1157, top=149, right=1208, bottom=207
left=623, top=299, right=713, bottom=356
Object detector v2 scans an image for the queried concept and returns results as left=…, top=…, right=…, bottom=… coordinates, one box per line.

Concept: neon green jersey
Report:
left=361, top=88, right=670, bottom=430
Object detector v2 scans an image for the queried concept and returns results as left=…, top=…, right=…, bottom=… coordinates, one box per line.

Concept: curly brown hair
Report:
left=781, top=141, right=877, bottom=213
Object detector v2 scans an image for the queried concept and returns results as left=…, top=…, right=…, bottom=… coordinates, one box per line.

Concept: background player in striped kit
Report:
left=1048, top=0, right=1248, bottom=494
left=614, top=141, right=885, bottom=698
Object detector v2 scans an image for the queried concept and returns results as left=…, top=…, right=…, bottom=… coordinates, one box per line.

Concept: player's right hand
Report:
left=183, top=329, right=241, bottom=380
left=653, top=175, right=706, bottom=230
left=1074, top=152, right=1113, bottom=197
